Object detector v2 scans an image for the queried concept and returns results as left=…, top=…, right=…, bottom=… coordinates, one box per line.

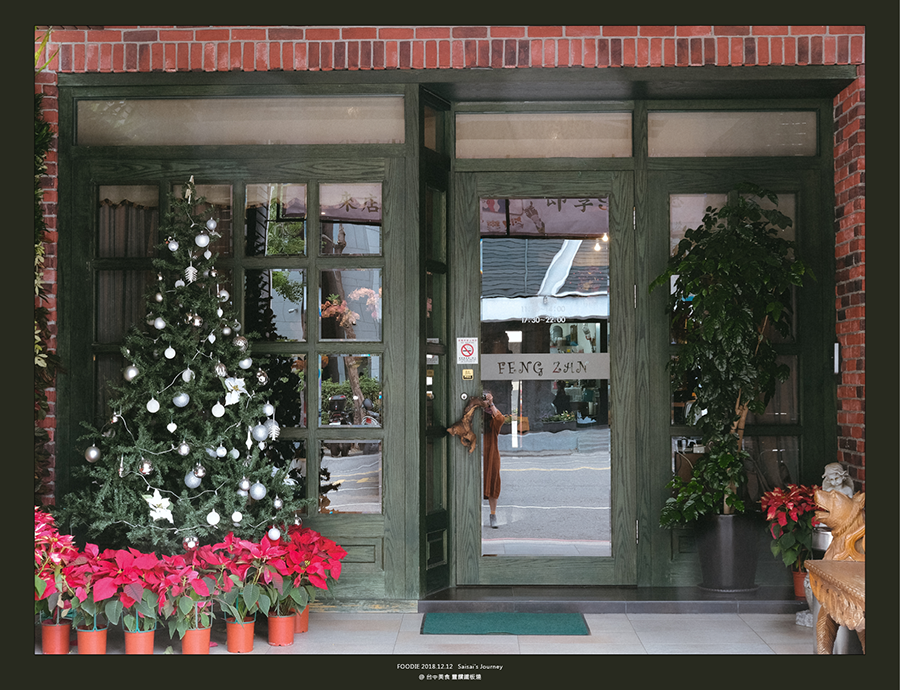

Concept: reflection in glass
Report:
left=319, top=354, right=382, bottom=428
left=98, top=186, right=159, bottom=258
left=262, top=439, right=308, bottom=514
left=480, top=198, right=611, bottom=557
left=320, top=269, right=382, bottom=341
left=245, top=183, right=307, bottom=257
left=319, top=441, right=382, bottom=514
left=245, top=269, right=306, bottom=342
left=747, top=355, right=798, bottom=425
left=97, top=270, right=155, bottom=342
left=742, top=436, right=800, bottom=503
left=319, top=183, right=382, bottom=256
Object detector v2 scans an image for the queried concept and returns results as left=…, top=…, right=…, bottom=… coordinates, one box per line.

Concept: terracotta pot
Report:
left=124, top=627, right=156, bottom=655
left=181, top=626, right=212, bottom=655
left=267, top=613, right=295, bottom=646
left=76, top=626, right=108, bottom=655
left=294, top=605, right=309, bottom=633
left=41, top=619, right=72, bottom=655
left=792, top=569, right=807, bottom=599
left=226, top=616, right=256, bottom=653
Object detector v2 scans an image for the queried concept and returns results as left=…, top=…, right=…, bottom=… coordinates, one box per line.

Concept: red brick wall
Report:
left=33, top=26, right=866, bottom=501
left=832, top=68, right=866, bottom=488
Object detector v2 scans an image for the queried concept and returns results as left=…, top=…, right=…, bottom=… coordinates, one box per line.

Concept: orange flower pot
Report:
left=267, top=614, right=295, bottom=646
left=41, top=619, right=72, bottom=655
left=226, top=616, right=256, bottom=653
left=76, top=626, right=108, bottom=655
left=124, top=627, right=156, bottom=654
left=294, top=605, right=309, bottom=633
left=181, top=626, right=211, bottom=655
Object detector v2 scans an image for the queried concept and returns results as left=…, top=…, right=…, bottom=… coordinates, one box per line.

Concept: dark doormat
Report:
left=421, top=612, right=589, bottom=635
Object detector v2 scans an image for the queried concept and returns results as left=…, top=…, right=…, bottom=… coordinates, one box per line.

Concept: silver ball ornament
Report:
left=85, top=445, right=101, bottom=463
left=153, top=317, right=166, bottom=330
left=267, top=527, right=281, bottom=541
left=184, top=470, right=202, bottom=489
left=206, top=510, right=220, bottom=526
left=222, top=325, right=232, bottom=337
left=147, top=398, right=160, bottom=413
left=218, top=289, right=230, bottom=302
left=139, top=458, right=153, bottom=475
left=124, top=365, right=139, bottom=382
left=262, top=402, right=276, bottom=417
left=233, top=335, right=248, bottom=351
left=181, top=368, right=194, bottom=383
left=206, top=218, right=218, bottom=231
left=164, top=347, right=176, bottom=360
left=238, top=477, right=251, bottom=492
left=212, top=402, right=225, bottom=418
left=177, top=442, right=191, bottom=456
left=183, top=536, right=198, bottom=550
left=193, top=462, right=206, bottom=478
left=194, top=232, right=210, bottom=248
left=231, top=511, right=243, bottom=524
left=273, top=495, right=284, bottom=509
left=154, top=292, right=164, bottom=303
left=249, top=482, right=267, bottom=501
left=167, top=239, right=179, bottom=252
left=215, top=361, right=228, bottom=377
left=256, top=369, right=269, bottom=385
left=239, top=357, right=253, bottom=370
left=173, top=392, right=190, bottom=408
left=251, top=424, right=269, bottom=442
left=216, top=445, right=227, bottom=458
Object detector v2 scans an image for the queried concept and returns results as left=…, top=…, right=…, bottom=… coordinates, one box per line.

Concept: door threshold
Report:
left=419, top=585, right=805, bottom=614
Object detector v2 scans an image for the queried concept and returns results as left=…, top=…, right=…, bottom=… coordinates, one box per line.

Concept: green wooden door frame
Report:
left=449, top=170, right=637, bottom=586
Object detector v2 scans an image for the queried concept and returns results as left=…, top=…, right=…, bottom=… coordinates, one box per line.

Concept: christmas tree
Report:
left=59, top=178, right=312, bottom=554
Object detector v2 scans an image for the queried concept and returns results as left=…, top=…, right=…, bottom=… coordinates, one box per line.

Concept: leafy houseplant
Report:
left=651, top=185, right=810, bottom=528
left=760, top=484, right=820, bottom=571
left=156, top=544, right=228, bottom=639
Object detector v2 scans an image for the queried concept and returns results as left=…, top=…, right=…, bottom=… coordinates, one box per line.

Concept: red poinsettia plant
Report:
left=214, top=525, right=347, bottom=620
left=34, top=508, right=78, bottom=624
left=156, top=543, right=231, bottom=639
left=760, top=484, right=820, bottom=572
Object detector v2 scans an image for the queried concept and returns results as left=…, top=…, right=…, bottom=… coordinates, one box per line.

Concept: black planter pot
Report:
left=695, top=513, right=762, bottom=592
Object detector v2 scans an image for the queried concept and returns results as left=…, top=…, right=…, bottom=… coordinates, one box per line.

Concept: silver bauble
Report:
left=222, top=325, right=232, bottom=337
left=153, top=317, right=166, bottom=330
left=256, top=369, right=269, bottom=385
left=164, top=347, right=176, bottom=359
left=183, top=536, right=198, bottom=550
left=177, top=442, right=191, bottom=456
left=139, top=459, right=153, bottom=475
left=85, top=445, right=101, bottom=463
left=167, top=239, right=179, bottom=252
left=211, top=402, right=225, bottom=418
left=251, top=423, right=269, bottom=442
left=209, top=268, right=218, bottom=279
left=174, top=279, right=185, bottom=288
left=193, top=462, right=207, bottom=478
left=238, top=477, right=251, bottom=492
left=206, top=218, right=218, bottom=231
left=237, top=489, right=249, bottom=497
left=233, top=335, right=248, bottom=351
left=229, top=448, right=240, bottom=459
left=231, top=511, right=243, bottom=524
left=124, top=365, right=139, bottom=382
left=216, top=445, right=227, bottom=457
left=218, top=288, right=230, bottom=302
left=267, top=527, right=281, bottom=541
left=192, top=315, right=203, bottom=328
left=181, top=368, right=194, bottom=383
left=184, top=470, right=202, bottom=489
left=273, top=495, right=284, bottom=509
left=249, top=482, right=267, bottom=501
left=239, top=357, right=253, bottom=370
left=215, top=361, right=228, bottom=377
left=154, top=292, right=164, bottom=303
left=173, top=392, right=190, bottom=408
left=194, top=232, right=210, bottom=248
left=146, top=398, right=160, bottom=413
left=206, top=510, right=220, bottom=526
left=262, top=403, right=276, bottom=416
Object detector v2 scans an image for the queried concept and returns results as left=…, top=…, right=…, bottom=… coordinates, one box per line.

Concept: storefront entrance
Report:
left=451, top=172, right=637, bottom=586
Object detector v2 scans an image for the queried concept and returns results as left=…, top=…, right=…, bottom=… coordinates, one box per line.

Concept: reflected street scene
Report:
left=480, top=197, right=612, bottom=557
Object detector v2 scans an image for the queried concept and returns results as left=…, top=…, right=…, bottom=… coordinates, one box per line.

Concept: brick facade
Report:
left=33, top=26, right=866, bottom=502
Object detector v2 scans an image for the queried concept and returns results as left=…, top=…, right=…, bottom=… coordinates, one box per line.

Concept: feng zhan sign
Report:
left=482, top=353, right=609, bottom=381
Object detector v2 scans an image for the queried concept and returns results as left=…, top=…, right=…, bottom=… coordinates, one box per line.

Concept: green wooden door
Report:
left=450, top=171, right=637, bottom=585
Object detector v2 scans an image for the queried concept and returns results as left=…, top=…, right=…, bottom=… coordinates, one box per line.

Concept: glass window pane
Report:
left=747, top=355, right=798, bottom=425
left=245, top=184, right=307, bottom=257
left=456, top=112, right=632, bottom=159
left=481, top=197, right=609, bottom=237
left=171, top=183, right=233, bottom=258
left=95, top=353, right=124, bottom=420
left=423, top=105, right=443, bottom=153
left=319, top=354, right=382, bottom=427
left=424, top=186, right=446, bottom=262
left=265, top=440, right=308, bottom=514
left=319, top=183, right=382, bottom=256
left=98, top=186, right=159, bottom=258
left=96, top=270, right=155, bottom=342
left=319, top=441, right=382, bottom=514
left=260, top=354, right=307, bottom=428
left=320, top=270, right=382, bottom=341
left=78, top=96, right=405, bottom=146
left=245, top=269, right=307, bottom=342
left=426, top=271, right=446, bottom=341
left=649, top=111, right=817, bottom=157
left=742, top=436, right=800, bottom=502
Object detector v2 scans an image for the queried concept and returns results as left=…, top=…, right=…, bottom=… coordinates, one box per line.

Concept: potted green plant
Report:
left=650, top=184, right=811, bottom=590
left=760, top=484, right=820, bottom=596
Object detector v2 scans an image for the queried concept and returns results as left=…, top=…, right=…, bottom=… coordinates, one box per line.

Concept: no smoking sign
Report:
left=456, top=337, right=478, bottom=364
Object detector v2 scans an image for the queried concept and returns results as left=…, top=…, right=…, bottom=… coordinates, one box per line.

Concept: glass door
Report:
left=451, top=172, right=636, bottom=586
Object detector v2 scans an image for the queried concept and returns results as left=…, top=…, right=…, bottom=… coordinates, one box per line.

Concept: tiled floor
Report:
left=35, top=610, right=816, bottom=655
